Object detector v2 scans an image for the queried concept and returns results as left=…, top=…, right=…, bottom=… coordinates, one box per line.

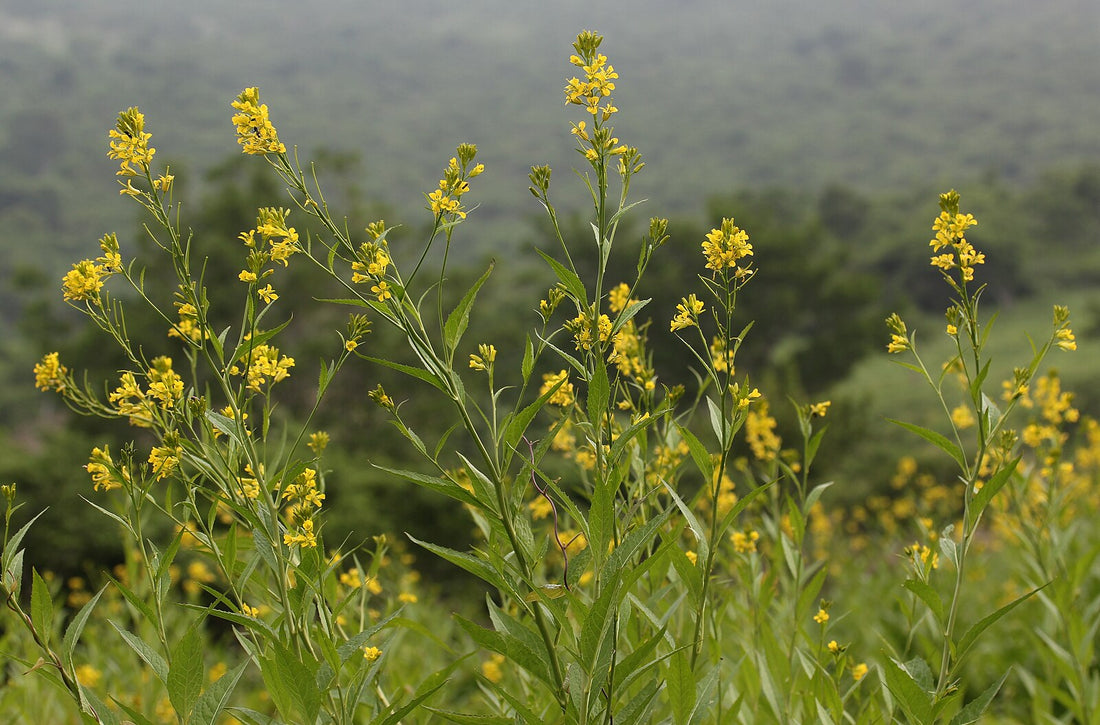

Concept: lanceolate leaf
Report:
left=949, top=672, right=1008, bottom=725
left=443, top=261, right=494, bottom=352
left=882, top=656, right=933, bottom=723
left=955, top=583, right=1048, bottom=663
left=888, top=419, right=967, bottom=471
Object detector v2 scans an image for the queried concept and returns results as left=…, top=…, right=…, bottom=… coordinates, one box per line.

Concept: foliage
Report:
left=3, top=29, right=1097, bottom=725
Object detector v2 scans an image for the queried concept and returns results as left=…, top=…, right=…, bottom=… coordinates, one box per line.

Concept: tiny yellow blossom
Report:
left=540, top=370, right=575, bottom=406
left=34, top=352, right=68, bottom=393
left=813, top=608, right=829, bottom=624
left=257, top=284, right=278, bottom=304
left=852, top=662, right=869, bottom=681
left=231, top=88, right=285, bottom=155
left=363, top=646, right=383, bottom=662
left=482, top=653, right=505, bottom=683
left=670, top=294, right=705, bottom=332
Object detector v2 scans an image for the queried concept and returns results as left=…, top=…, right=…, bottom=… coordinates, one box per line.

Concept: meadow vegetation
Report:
left=3, top=28, right=1100, bottom=725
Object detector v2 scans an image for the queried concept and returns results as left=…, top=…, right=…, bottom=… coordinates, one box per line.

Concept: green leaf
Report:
left=30, top=569, right=53, bottom=648
left=521, top=334, right=534, bottom=383
left=373, top=465, right=484, bottom=511
left=967, top=456, right=1021, bottom=528
left=191, top=660, right=249, bottom=725
left=587, top=478, right=614, bottom=568
left=167, top=625, right=204, bottom=721
left=61, top=585, right=107, bottom=665
left=110, top=620, right=168, bottom=684
left=949, top=672, right=1008, bottom=725
left=455, top=616, right=553, bottom=686
left=662, top=483, right=709, bottom=566
left=261, top=642, right=321, bottom=722
left=666, top=650, right=695, bottom=725
left=444, top=261, right=494, bottom=352
left=675, top=424, right=713, bottom=485
left=428, top=711, right=512, bottom=725
left=579, top=577, right=620, bottom=673
left=587, top=355, right=610, bottom=424
left=360, top=355, right=448, bottom=394
left=883, top=656, right=934, bottom=723
left=904, top=578, right=945, bottom=627
left=888, top=419, right=967, bottom=470
left=408, top=535, right=517, bottom=600
left=955, top=583, right=1047, bottom=661
left=536, top=248, right=588, bottom=307
left=1, top=509, right=46, bottom=572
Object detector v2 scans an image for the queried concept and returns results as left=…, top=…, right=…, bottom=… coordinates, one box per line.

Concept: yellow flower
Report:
left=231, top=88, right=285, bottom=155
left=852, top=662, right=869, bottom=681
left=371, top=281, right=392, bottom=302
left=540, top=370, right=575, bottom=407
left=308, top=431, right=330, bottom=453
left=87, top=445, right=128, bottom=492
left=241, top=603, right=261, bottom=618
left=828, top=640, right=841, bottom=655
left=809, top=401, right=831, bottom=418
left=702, top=218, right=753, bottom=274
left=257, top=284, right=278, bottom=304
left=398, top=592, right=418, bottom=604
left=107, top=107, right=156, bottom=176
left=951, top=405, right=975, bottom=430
left=670, top=294, right=704, bottom=332
left=363, top=646, right=383, bottom=662
left=731, top=529, right=760, bottom=554
left=481, top=653, right=505, bottom=683
left=62, top=260, right=106, bottom=302
left=75, top=664, right=102, bottom=688
left=814, top=608, right=829, bottom=624
left=34, top=352, right=68, bottom=393
left=148, top=443, right=182, bottom=481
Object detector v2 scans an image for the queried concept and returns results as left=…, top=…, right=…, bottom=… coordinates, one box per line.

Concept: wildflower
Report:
left=710, top=336, right=735, bottom=374
left=371, top=281, right=392, bottom=301
left=363, top=646, right=382, bottom=662
left=367, top=383, right=395, bottom=412
left=885, top=313, right=910, bottom=354
left=685, top=550, right=698, bottom=566
left=87, top=446, right=127, bottom=492
left=607, top=282, right=632, bottom=314
left=852, top=663, right=869, bottom=681
left=257, top=284, right=278, bottom=304
left=238, top=270, right=257, bottom=283
left=670, top=294, right=704, bottom=332
left=566, top=311, right=612, bottom=351
left=951, top=405, right=976, bottom=430
left=148, top=443, right=182, bottom=481
left=284, top=518, right=318, bottom=548
left=809, top=401, right=831, bottom=418
left=426, top=146, right=481, bottom=220
left=828, top=640, right=842, bottom=655
left=731, top=529, right=760, bottom=554
left=746, top=401, right=781, bottom=462
left=469, top=344, right=497, bottom=372
left=229, top=344, right=295, bottom=393
left=75, top=664, right=102, bottom=688
left=34, top=352, right=68, bottom=393
left=62, top=260, right=106, bottom=302
left=108, top=107, right=156, bottom=176
left=929, top=191, right=983, bottom=283
left=231, top=88, right=285, bottom=155
left=540, top=370, right=575, bottom=406
left=702, top=218, right=753, bottom=274
left=398, top=592, right=418, bottom=604
left=814, top=608, right=829, bottom=624
left=168, top=302, right=205, bottom=343
left=147, top=356, right=184, bottom=408
left=340, top=568, right=363, bottom=589
left=564, top=31, right=620, bottom=121
left=529, top=495, right=554, bottom=520
left=152, top=173, right=174, bottom=192
left=482, top=653, right=505, bottom=683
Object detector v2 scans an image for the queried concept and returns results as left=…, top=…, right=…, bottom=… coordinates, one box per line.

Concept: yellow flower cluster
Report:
left=670, top=295, right=704, bottom=332
left=745, top=400, right=781, bottom=462
left=564, top=31, right=619, bottom=121
left=885, top=313, right=910, bottom=354
left=62, top=234, right=123, bottom=303
left=427, top=145, right=483, bottom=221
left=231, top=87, right=285, bottom=155
left=86, top=445, right=129, bottom=492
left=566, top=311, right=612, bottom=351
left=107, top=357, right=184, bottom=427
left=229, top=343, right=295, bottom=393
left=34, top=352, right=68, bottom=393
left=702, top=218, right=753, bottom=275
left=929, top=190, right=983, bottom=282
left=108, top=107, right=156, bottom=177
left=731, top=529, right=760, bottom=554
left=469, top=343, right=497, bottom=372
left=168, top=300, right=206, bottom=343
left=540, top=370, right=575, bottom=407
left=283, top=518, right=317, bottom=548
left=238, top=207, right=300, bottom=290
left=148, top=442, right=182, bottom=481
left=282, top=467, right=326, bottom=511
